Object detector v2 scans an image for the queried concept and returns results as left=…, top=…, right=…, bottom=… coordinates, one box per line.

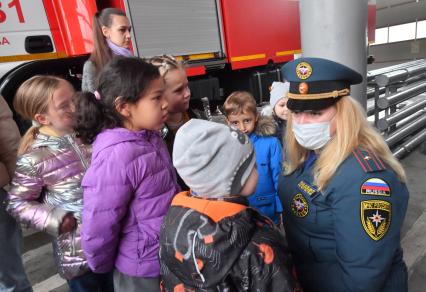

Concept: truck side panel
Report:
left=44, top=0, right=97, bottom=56
left=0, top=0, right=54, bottom=61
left=220, top=0, right=301, bottom=70
left=124, top=0, right=224, bottom=58
left=0, top=0, right=96, bottom=62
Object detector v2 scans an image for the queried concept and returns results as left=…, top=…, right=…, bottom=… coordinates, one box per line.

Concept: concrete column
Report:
left=299, top=0, right=368, bottom=108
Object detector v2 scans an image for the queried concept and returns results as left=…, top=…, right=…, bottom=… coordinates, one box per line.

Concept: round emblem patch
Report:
left=296, top=62, right=312, bottom=80
left=291, top=193, right=309, bottom=217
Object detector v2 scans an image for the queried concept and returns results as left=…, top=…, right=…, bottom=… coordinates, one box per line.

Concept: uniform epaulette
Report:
left=352, top=147, right=386, bottom=173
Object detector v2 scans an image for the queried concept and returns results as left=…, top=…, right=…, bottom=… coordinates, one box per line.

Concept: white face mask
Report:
left=292, top=120, right=332, bottom=150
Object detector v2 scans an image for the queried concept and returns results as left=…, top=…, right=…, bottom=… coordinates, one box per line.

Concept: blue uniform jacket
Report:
left=279, top=149, right=409, bottom=292
left=248, top=129, right=283, bottom=224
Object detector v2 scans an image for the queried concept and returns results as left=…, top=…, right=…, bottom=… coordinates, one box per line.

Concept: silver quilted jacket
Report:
left=7, top=132, right=91, bottom=280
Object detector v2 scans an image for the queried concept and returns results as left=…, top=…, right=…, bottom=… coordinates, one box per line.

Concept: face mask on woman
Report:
left=292, top=120, right=332, bottom=150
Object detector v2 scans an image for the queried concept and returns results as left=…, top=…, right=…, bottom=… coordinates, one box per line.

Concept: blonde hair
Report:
left=13, top=75, right=67, bottom=155
left=285, top=96, right=406, bottom=190
left=147, top=55, right=185, bottom=77
left=223, top=91, right=257, bottom=117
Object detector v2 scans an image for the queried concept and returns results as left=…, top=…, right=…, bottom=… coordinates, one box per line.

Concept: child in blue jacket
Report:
left=224, top=91, right=283, bottom=224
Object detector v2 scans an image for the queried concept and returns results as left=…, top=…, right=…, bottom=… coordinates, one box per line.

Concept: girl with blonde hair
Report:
left=8, top=75, right=113, bottom=291
left=278, top=58, right=409, bottom=292
left=148, top=55, right=192, bottom=190
left=147, top=55, right=191, bottom=146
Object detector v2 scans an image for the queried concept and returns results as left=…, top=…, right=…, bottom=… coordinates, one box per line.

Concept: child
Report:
left=7, top=76, right=113, bottom=291
left=147, top=55, right=192, bottom=153
left=263, top=81, right=290, bottom=145
left=160, top=119, right=297, bottom=291
left=224, top=91, right=283, bottom=225
left=148, top=55, right=193, bottom=190
left=75, top=57, right=180, bottom=292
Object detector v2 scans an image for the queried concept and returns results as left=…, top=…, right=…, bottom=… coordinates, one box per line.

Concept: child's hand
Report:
left=59, top=213, right=76, bottom=234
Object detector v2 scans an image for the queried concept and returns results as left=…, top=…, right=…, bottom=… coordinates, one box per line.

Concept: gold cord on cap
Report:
left=287, top=88, right=350, bottom=100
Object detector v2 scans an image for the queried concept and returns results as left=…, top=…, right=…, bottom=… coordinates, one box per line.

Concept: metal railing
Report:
left=368, top=59, right=426, bottom=159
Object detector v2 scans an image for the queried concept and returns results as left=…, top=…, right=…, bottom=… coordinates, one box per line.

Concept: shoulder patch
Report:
left=361, top=178, right=391, bottom=196
left=360, top=200, right=391, bottom=241
left=298, top=180, right=317, bottom=197
left=352, top=147, right=386, bottom=173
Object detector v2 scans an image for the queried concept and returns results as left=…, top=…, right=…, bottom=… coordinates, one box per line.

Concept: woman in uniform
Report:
left=278, top=57, right=409, bottom=292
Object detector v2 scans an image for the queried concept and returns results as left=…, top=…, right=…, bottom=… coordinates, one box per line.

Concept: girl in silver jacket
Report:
left=7, top=76, right=113, bottom=291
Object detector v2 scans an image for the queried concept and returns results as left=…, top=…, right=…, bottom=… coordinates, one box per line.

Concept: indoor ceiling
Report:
left=375, top=0, right=426, bottom=27
left=376, top=0, right=424, bottom=9
left=376, top=0, right=423, bottom=10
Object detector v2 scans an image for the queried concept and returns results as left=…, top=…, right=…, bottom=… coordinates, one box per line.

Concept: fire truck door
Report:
left=0, top=0, right=54, bottom=60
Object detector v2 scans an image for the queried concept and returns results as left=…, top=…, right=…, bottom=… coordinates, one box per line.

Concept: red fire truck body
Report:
left=0, top=0, right=376, bottom=110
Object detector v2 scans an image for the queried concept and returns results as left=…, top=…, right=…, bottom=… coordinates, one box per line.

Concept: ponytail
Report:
left=90, top=12, right=112, bottom=71
left=18, top=126, right=39, bottom=155
left=75, top=92, right=106, bottom=144
left=89, top=8, right=126, bottom=72
left=76, top=57, right=161, bottom=144
left=74, top=91, right=121, bottom=144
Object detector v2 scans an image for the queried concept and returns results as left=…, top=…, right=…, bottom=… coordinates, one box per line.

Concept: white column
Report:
left=299, top=0, right=368, bottom=108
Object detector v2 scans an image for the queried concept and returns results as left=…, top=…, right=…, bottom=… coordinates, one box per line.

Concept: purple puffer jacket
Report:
left=81, top=127, right=179, bottom=277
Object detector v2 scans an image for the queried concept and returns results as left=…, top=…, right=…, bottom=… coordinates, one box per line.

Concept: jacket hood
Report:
left=160, top=192, right=269, bottom=289
left=92, top=128, right=159, bottom=158
left=255, top=115, right=276, bottom=136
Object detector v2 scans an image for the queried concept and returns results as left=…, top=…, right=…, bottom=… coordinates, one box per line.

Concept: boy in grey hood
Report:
left=159, top=119, right=299, bottom=291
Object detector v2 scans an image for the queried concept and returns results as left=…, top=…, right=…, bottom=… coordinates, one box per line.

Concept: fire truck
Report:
left=0, top=0, right=376, bottom=128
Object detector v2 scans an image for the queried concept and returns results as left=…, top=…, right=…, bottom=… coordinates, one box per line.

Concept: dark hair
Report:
left=76, top=57, right=161, bottom=144
left=90, top=8, right=127, bottom=71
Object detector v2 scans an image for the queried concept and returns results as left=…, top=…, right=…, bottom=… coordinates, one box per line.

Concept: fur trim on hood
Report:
left=255, top=115, right=276, bottom=136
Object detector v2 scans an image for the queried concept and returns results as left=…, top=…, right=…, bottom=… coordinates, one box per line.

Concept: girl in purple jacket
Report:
left=75, top=57, right=180, bottom=292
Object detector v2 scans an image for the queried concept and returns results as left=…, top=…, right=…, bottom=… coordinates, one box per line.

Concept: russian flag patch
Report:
left=361, top=178, right=391, bottom=196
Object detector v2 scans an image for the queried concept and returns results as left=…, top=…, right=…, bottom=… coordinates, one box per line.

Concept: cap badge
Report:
left=299, top=82, right=309, bottom=94
left=296, top=62, right=312, bottom=80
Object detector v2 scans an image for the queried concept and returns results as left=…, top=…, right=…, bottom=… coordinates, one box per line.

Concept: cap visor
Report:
left=287, top=97, right=340, bottom=112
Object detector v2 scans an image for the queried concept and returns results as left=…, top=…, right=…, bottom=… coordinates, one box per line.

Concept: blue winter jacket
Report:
left=248, top=117, right=283, bottom=224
